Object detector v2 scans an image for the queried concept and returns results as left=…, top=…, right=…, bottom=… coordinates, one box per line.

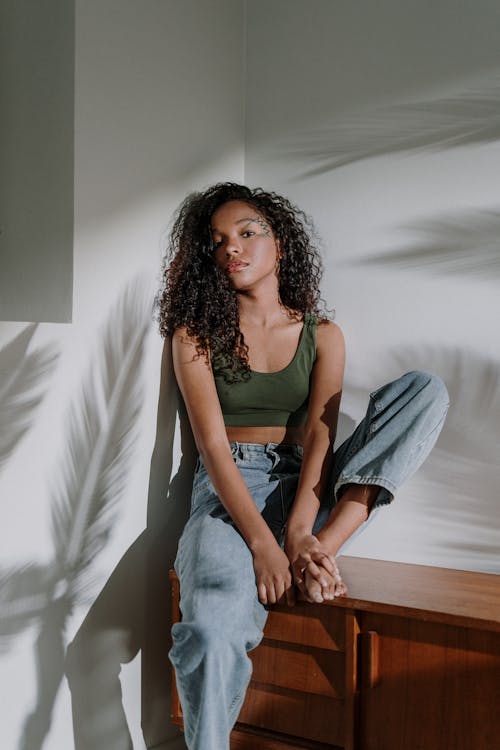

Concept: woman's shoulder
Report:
left=171, top=325, right=194, bottom=351
left=303, top=311, right=342, bottom=334
left=171, top=325, right=202, bottom=347
left=171, top=326, right=210, bottom=368
left=314, top=318, right=344, bottom=353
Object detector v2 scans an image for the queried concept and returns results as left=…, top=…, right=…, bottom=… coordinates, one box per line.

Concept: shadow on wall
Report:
left=0, top=324, right=59, bottom=472
left=0, top=275, right=163, bottom=750
left=64, top=338, right=195, bottom=750
left=282, top=75, right=500, bottom=178
left=347, top=207, right=500, bottom=279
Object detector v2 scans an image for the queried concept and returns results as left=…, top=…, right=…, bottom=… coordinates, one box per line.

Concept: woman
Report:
left=157, top=182, right=449, bottom=750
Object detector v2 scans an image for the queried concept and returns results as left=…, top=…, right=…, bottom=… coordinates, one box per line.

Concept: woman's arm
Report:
left=288, top=321, right=345, bottom=532
left=171, top=329, right=295, bottom=606
left=285, top=321, right=349, bottom=598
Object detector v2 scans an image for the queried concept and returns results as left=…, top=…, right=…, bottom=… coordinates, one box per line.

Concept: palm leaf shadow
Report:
left=50, top=276, right=152, bottom=591
left=64, top=338, right=197, bottom=750
left=0, top=324, right=59, bottom=472
left=15, top=274, right=152, bottom=750
left=349, top=208, right=500, bottom=279
left=283, top=78, right=500, bottom=177
left=348, top=347, right=500, bottom=569
left=0, top=563, right=53, bottom=654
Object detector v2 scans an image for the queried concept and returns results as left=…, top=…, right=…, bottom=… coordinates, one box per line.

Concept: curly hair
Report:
left=156, top=182, right=329, bottom=381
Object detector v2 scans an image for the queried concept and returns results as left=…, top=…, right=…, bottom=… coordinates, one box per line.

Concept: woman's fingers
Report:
left=267, top=585, right=277, bottom=605
left=311, top=551, right=336, bottom=576
left=301, top=561, right=347, bottom=602
left=285, top=581, right=296, bottom=606
left=303, top=566, right=325, bottom=603
left=258, top=576, right=296, bottom=606
left=293, top=563, right=306, bottom=585
left=276, top=577, right=296, bottom=607
left=303, top=560, right=328, bottom=587
left=260, top=568, right=343, bottom=606
left=257, top=581, right=268, bottom=605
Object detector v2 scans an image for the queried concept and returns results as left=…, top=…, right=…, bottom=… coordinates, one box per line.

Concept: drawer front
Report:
left=232, top=724, right=342, bottom=749
left=264, top=604, right=345, bottom=651
left=238, top=684, right=344, bottom=746
left=250, top=640, right=345, bottom=698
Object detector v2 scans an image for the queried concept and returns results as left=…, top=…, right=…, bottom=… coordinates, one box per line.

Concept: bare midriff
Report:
left=225, top=425, right=305, bottom=446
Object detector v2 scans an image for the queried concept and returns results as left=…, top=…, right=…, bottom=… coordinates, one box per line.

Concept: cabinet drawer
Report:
left=239, top=684, right=344, bottom=746
left=264, top=604, right=345, bottom=651
left=232, top=724, right=343, bottom=749
left=250, top=640, right=345, bottom=698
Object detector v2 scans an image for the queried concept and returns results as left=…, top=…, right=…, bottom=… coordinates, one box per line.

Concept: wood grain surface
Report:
left=326, top=556, right=500, bottom=631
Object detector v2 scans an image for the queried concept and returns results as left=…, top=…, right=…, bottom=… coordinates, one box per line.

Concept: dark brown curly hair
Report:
left=156, top=182, right=329, bottom=381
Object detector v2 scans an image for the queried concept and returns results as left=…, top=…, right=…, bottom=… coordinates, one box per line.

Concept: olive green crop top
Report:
left=212, top=314, right=317, bottom=427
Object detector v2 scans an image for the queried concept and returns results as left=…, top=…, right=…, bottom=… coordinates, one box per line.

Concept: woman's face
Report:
left=210, top=200, right=281, bottom=291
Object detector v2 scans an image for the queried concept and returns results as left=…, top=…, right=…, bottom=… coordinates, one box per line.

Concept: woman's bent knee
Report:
left=406, top=370, right=449, bottom=411
left=170, top=620, right=257, bottom=675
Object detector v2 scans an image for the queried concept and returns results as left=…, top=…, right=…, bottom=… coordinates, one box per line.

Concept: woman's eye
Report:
left=242, top=231, right=254, bottom=238
left=212, top=240, right=222, bottom=249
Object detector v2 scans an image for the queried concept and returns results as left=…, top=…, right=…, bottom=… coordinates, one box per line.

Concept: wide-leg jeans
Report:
left=169, top=371, right=449, bottom=750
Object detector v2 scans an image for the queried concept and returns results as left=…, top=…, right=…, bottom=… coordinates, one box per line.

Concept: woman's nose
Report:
left=225, top=241, right=241, bottom=256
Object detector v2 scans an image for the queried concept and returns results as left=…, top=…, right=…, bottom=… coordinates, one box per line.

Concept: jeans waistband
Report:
left=229, top=441, right=303, bottom=461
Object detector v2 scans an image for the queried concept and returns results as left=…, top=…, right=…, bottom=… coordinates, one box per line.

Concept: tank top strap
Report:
left=301, top=312, right=318, bottom=364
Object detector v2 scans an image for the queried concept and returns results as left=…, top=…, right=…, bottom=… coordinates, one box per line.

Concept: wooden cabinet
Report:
left=170, top=557, right=500, bottom=750
left=234, top=604, right=354, bottom=749
left=358, top=613, right=500, bottom=750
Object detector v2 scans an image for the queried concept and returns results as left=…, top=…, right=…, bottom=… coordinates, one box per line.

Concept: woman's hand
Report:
left=251, top=540, right=295, bottom=607
left=284, top=532, right=346, bottom=602
left=303, top=561, right=347, bottom=602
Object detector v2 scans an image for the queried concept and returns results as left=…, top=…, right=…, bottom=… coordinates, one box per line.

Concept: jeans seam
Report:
left=228, top=688, right=244, bottom=717
left=334, top=473, right=397, bottom=503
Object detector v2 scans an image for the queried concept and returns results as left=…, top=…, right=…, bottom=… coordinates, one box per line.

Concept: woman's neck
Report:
left=237, top=289, right=291, bottom=328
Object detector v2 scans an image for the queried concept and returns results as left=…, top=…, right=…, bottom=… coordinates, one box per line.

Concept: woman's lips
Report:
left=226, top=261, right=249, bottom=273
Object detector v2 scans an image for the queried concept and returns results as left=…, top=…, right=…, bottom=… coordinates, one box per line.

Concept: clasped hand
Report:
left=284, top=532, right=347, bottom=603
left=252, top=534, right=346, bottom=606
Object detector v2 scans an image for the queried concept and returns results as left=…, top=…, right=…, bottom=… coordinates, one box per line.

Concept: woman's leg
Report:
left=169, top=503, right=267, bottom=750
left=169, top=441, right=301, bottom=750
left=313, top=370, right=449, bottom=556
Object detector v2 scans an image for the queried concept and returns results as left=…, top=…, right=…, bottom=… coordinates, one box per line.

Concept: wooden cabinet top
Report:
left=323, top=556, right=500, bottom=632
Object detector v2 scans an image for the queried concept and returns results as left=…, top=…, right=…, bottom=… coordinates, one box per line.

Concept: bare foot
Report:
left=303, top=563, right=347, bottom=603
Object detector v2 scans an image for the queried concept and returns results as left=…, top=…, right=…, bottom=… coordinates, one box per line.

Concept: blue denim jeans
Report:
left=169, top=371, right=449, bottom=750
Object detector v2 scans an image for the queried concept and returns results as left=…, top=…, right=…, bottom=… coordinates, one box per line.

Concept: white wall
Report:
left=245, top=0, right=500, bottom=573
left=2, top=2, right=500, bottom=749
left=0, top=2, right=245, bottom=749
